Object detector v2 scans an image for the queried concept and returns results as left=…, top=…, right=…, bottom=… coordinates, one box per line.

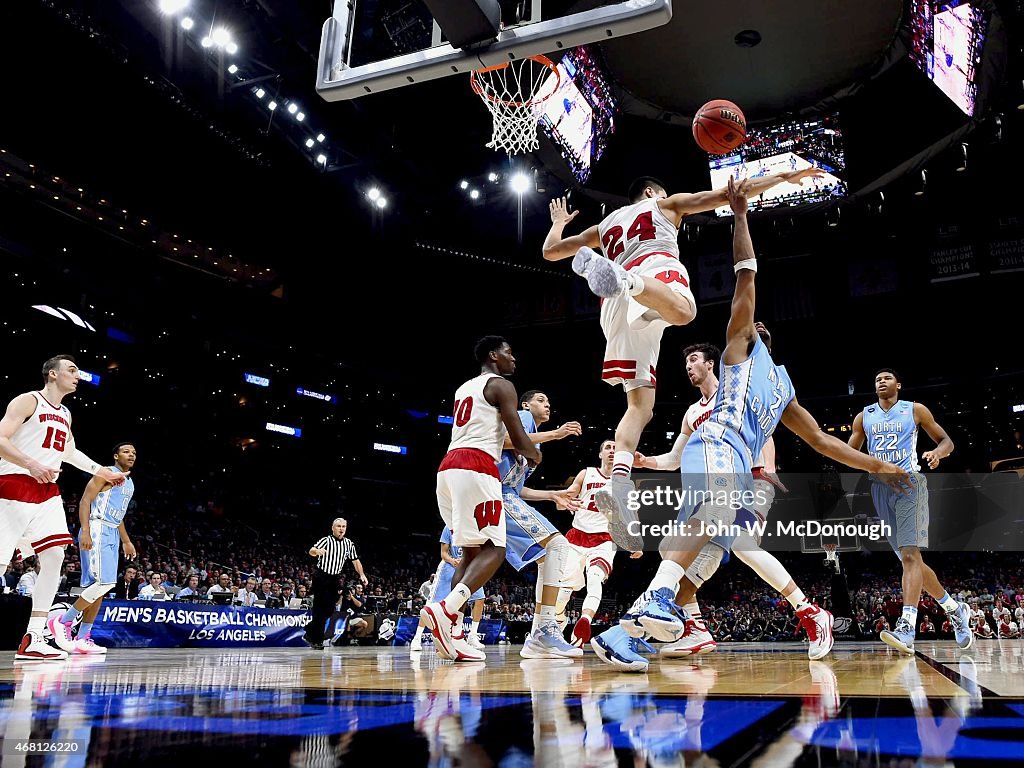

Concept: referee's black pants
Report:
left=306, top=569, right=340, bottom=644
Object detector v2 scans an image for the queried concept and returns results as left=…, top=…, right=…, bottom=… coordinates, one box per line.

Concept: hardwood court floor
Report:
left=1, top=640, right=1022, bottom=765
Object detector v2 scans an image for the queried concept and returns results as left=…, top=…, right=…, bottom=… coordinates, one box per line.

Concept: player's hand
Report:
left=549, top=197, right=579, bottom=227
left=783, top=166, right=824, bottom=185
left=526, top=451, right=542, bottom=469
left=555, top=421, right=582, bottom=439
left=123, top=540, right=137, bottom=559
left=726, top=176, right=751, bottom=215
left=80, top=531, right=93, bottom=551
left=27, top=461, right=59, bottom=484
left=921, top=450, right=942, bottom=470
left=451, top=558, right=462, bottom=567
left=552, top=491, right=582, bottom=512
left=873, top=462, right=912, bottom=494
left=97, top=467, right=128, bottom=486
left=629, top=551, right=643, bottom=559
left=634, top=451, right=657, bottom=469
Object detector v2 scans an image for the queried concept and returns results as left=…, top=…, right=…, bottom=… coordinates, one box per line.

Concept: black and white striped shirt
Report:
left=311, top=535, right=358, bottom=575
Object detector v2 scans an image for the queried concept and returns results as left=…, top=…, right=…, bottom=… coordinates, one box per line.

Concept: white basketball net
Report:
left=471, top=56, right=560, bottom=156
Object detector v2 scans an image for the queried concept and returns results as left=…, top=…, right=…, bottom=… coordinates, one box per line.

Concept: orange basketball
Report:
left=692, top=99, right=747, bottom=154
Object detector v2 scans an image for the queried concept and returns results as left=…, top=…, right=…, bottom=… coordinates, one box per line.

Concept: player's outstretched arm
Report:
left=722, top=178, right=758, bottom=366
left=556, top=469, right=587, bottom=509
left=782, top=398, right=908, bottom=481
left=503, top=425, right=577, bottom=450
left=63, top=435, right=127, bottom=485
left=660, top=168, right=825, bottom=221
left=636, top=422, right=691, bottom=470
left=486, top=378, right=542, bottom=465
left=542, top=197, right=601, bottom=261
left=520, top=486, right=582, bottom=511
left=847, top=412, right=867, bottom=452
left=0, top=394, right=58, bottom=483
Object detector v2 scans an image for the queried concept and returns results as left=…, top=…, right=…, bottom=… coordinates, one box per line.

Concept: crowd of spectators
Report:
left=3, top=474, right=1024, bottom=646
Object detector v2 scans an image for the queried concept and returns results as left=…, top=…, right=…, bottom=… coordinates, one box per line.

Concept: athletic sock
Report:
left=612, top=451, right=634, bottom=477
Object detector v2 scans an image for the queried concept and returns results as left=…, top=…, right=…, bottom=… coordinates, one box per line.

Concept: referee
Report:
left=304, top=517, right=367, bottom=649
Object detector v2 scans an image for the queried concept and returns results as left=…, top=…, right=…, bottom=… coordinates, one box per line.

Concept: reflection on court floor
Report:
left=1, top=641, right=1021, bottom=766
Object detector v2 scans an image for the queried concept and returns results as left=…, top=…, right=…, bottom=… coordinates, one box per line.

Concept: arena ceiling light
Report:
left=267, top=100, right=277, bottom=111
left=296, top=112, right=305, bottom=122
left=305, top=138, right=315, bottom=148
left=158, top=0, right=190, bottom=15
left=316, top=133, right=325, bottom=143
left=375, top=197, right=387, bottom=209
left=509, top=171, right=531, bottom=195
left=316, top=154, right=327, bottom=165
left=180, top=17, right=194, bottom=30
left=287, top=103, right=298, bottom=115
left=225, top=41, right=238, bottom=55
left=367, top=187, right=381, bottom=201
left=31, top=305, right=97, bottom=332
left=210, top=26, right=232, bottom=48
left=470, top=189, right=480, bottom=200
left=488, top=172, right=498, bottom=182
left=255, top=88, right=265, bottom=99
left=227, top=64, right=238, bottom=74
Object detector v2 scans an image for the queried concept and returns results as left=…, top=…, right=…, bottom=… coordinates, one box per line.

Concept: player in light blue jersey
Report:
left=593, top=178, right=909, bottom=672
left=410, top=525, right=486, bottom=654
left=849, top=368, right=972, bottom=653
left=51, top=442, right=137, bottom=654
left=499, top=389, right=587, bottom=659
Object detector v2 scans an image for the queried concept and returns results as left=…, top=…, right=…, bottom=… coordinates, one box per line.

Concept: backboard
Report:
left=315, top=0, right=672, bottom=101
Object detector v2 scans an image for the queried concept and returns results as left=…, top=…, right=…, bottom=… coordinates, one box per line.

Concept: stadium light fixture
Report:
left=181, top=17, right=195, bottom=30
left=367, top=188, right=381, bottom=201
left=510, top=172, right=531, bottom=195
left=159, top=0, right=190, bottom=15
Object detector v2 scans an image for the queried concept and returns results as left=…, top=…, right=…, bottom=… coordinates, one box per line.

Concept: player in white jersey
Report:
left=556, top=438, right=642, bottom=647
left=637, top=334, right=831, bottom=660
left=0, top=355, right=127, bottom=660
left=542, top=169, right=824, bottom=545
left=51, top=441, right=137, bottom=655
left=421, top=336, right=542, bottom=663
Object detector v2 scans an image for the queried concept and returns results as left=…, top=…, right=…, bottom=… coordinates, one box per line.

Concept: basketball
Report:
left=692, top=99, right=747, bottom=154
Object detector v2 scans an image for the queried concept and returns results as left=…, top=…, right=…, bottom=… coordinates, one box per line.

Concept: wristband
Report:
left=734, top=258, right=758, bottom=274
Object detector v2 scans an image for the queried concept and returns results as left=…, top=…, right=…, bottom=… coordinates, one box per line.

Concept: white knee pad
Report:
left=80, top=580, right=115, bottom=603
left=541, top=535, right=571, bottom=588
left=685, top=544, right=724, bottom=589
left=582, top=565, right=606, bottom=615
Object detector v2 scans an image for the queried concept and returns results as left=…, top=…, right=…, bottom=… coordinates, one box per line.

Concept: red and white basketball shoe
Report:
left=797, top=605, right=834, bottom=660
left=660, top=618, right=717, bottom=657
left=15, top=632, right=68, bottom=661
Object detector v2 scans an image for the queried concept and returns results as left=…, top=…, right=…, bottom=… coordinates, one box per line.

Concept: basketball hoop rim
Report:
left=470, top=54, right=560, bottom=108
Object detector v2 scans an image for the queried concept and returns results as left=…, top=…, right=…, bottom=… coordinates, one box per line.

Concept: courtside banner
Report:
left=92, top=600, right=313, bottom=648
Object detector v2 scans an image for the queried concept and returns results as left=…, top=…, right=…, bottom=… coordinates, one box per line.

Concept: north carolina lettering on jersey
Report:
left=870, top=420, right=905, bottom=433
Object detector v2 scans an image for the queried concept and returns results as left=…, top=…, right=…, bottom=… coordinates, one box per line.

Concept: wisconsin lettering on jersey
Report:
left=692, top=409, right=713, bottom=431
left=39, top=413, right=70, bottom=428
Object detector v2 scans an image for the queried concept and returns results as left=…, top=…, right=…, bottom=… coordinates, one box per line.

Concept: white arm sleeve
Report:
left=652, top=430, right=690, bottom=471
left=62, top=435, right=102, bottom=475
